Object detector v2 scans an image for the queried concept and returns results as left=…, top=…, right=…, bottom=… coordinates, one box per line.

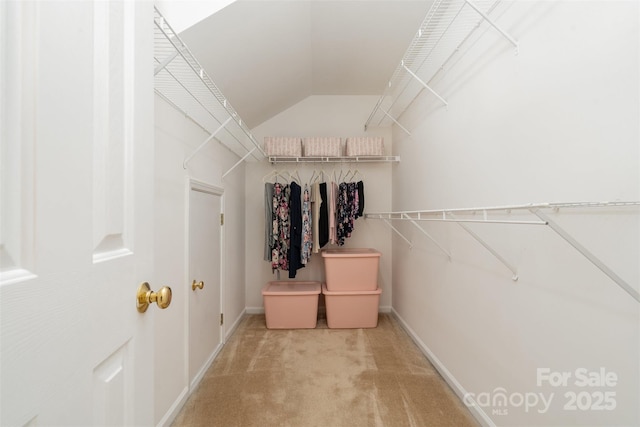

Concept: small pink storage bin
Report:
left=303, top=137, right=342, bottom=157
left=345, top=136, right=384, bottom=156
left=262, top=281, right=321, bottom=329
left=322, top=283, right=381, bottom=329
left=263, top=137, right=302, bottom=157
left=321, top=248, right=381, bottom=291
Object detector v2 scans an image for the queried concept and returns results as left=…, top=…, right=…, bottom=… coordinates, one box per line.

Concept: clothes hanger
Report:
left=262, top=169, right=278, bottom=183
left=344, top=168, right=355, bottom=182
left=352, top=169, right=364, bottom=181
left=278, top=170, right=291, bottom=183
left=277, top=170, right=289, bottom=184
left=310, top=169, right=325, bottom=184
left=266, top=169, right=288, bottom=184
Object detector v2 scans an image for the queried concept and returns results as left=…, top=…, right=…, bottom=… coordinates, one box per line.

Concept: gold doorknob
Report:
left=192, top=280, right=204, bottom=291
left=136, top=282, right=172, bottom=313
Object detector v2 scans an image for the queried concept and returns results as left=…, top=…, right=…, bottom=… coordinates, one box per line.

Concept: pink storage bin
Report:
left=302, top=137, right=342, bottom=157
left=322, top=283, right=381, bottom=329
left=321, top=248, right=381, bottom=291
left=262, top=281, right=321, bottom=329
left=345, top=136, right=384, bottom=156
left=263, top=137, right=302, bottom=157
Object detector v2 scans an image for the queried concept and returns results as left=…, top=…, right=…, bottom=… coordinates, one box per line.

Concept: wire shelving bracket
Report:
left=153, top=7, right=265, bottom=173
left=402, top=213, right=452, bottom=260
left=531, top=208, right=640, bottom=303
left=451, top=213, right=519, bottom=280
left=366, top=201, right=640, bottom=300
left=364, top=0, right=518, bottom=132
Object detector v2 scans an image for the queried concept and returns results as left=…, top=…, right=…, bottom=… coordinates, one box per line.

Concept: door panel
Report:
left=0, top=2, right=155, bottom=425
left=188, top=182, right=223, bottom=387
left=93, top=343, right=129, bottom=426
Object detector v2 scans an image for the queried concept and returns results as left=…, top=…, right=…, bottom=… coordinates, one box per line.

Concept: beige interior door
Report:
left=0, top=2, right=157, bottom=425
left=188, top=180, right=224, bottom=388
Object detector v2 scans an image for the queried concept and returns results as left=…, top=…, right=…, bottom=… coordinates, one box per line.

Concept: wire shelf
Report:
left=153, top=7, right=265, bottom=162
left=365, top=0, right=515, bottom=131
left=366, top=201, right=640, bottom=301
left=269, top=156, right=400, bottom=164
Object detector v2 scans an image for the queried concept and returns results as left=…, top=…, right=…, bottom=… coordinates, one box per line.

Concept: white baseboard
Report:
left=190, top=342, right=223, bottom=390
left=157, top=345, right=223, bottom=427
left=390, top=308, right=495, bottom=427
left=156, top=386, right=189, bottom=427
left=225, top=308, right=247, bottom=340
left=245, top=306, right=264, bottom=314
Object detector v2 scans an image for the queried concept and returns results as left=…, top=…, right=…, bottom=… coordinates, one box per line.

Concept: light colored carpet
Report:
left=171, top=313, right=478, bottom=427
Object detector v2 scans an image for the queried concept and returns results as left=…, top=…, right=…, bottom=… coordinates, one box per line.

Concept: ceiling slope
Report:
left=180, top=0, right=434, bottom=128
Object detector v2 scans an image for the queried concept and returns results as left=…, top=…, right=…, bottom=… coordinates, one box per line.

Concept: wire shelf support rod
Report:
left=183, top=117, right=232, bottom=169
left=531, top=208, right=640, bottom=303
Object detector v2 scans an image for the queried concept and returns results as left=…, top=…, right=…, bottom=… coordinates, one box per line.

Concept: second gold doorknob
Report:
left=192, top=280, right=204, bottom=291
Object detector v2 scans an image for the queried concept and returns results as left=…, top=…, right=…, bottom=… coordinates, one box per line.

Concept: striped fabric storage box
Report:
left=263, top=137, right=302, bottom=157
left=345, top=136, right=384, bottom=156
left=303, top=137, right=342, bottom=157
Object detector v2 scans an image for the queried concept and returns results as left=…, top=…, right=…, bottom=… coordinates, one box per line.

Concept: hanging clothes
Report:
left=357, top=180, right=365, bottom=218
left=267, top=175, right=364, bottom=263
left=311, top=182, right=321, bottom=253
left=264, top=182, right=274, bottom=261
left=319, top=182, right=329, bottom=248
left=328, top=181, right=338, bottom=244
left=288, top=181, right=304, bottom=278
left=336, top=181, right=360, bottom=246
left=301, top=184, right=312, bottom=265
left=271, top=183, right=290, bottom=272
left=336, top=182, right=349, bottom=246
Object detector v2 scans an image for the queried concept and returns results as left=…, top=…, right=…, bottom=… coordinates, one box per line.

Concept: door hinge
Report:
left=220, top=213, right=224, bottom=226
left=220, top=313, right=224, bottom=325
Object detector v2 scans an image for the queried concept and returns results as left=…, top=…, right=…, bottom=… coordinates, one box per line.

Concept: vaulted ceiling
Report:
left=179, top=1, right=434, bottom=128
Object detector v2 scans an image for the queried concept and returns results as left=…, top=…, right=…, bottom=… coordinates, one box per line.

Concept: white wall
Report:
left=391, top=1, right=639, bottom=426
left=154, top=95, right=247, bottom=425
left=245, top=95, right=394, bottom=311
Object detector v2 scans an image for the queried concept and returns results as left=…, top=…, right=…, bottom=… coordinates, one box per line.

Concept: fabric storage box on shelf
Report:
left=302, top=137, right=342, bottom=157
left=262, top=281, right=321, bottom=329
left=322, top=284, right=382, bottom=329
left=321, top=248, right=381, bottom=291
left=263, top=136, right=302, bottom=157
left=345, top=136, right=384, bottom=156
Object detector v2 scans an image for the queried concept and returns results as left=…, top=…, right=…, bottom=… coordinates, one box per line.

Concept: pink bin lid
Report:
left=321, top=248, right=381, bottom=258
left=321, top=283, right=382, bottom=296
left=262, top=281, right=321, bottom=296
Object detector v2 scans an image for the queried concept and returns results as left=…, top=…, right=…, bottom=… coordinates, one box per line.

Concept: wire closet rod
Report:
left=365, top=201, right=640, bottom=302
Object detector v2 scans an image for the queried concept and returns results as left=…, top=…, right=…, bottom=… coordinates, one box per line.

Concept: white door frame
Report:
left=185, top=178, right=225, bottom=388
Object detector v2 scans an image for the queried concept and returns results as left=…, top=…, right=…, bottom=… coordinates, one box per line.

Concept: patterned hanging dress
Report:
left=301, top=184, right=312, bottom=265
left=271, top=183, right=290, bottom=271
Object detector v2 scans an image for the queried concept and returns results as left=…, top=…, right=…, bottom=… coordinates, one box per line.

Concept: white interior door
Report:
left=188, top=180, right=223, bottom=387
left=0, top=2, right=156, bottom=425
